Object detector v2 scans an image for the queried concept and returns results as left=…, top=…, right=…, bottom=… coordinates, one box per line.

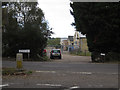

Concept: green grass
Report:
left=26, top=70, right=33, bottom=75
left=2, top=67, right=16, bottom=75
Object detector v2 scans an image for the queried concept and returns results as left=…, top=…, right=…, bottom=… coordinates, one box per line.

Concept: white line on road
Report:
left=70, top=72, right=92, bottom=75
left=35, top=70, right=117, bottom=75
left=69, top=86, right=80, bottom=89
left=0, top=84, right=9, bottom=87
left=9, top=83, right=23, bottom=85
left=95, top=72, right=118, bottom=75
left=108, top=73, right=118, bottom=75
left=36, top=84, right=62, bottom=87
left=36, top=71, right=56, bottom=73
left=88, top=84, right=103, bottom=87
left=36, top=71, right=92, bottom=75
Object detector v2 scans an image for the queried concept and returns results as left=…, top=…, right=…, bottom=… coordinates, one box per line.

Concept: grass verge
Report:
left=2, top=67, right=32, bottom=76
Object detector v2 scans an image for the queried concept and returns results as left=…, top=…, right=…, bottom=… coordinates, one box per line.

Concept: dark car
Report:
left=50, top=49, right=62, bottom=59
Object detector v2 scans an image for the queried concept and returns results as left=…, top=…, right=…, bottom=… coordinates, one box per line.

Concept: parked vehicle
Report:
left=43, top=49, right=47, bottom=56
left=50, top=49, right=62, bottom=59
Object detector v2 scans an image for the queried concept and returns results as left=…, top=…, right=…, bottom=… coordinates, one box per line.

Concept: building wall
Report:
left=63, top=40, right=68, bottom=51
left=80, top=38, right=88, bottom=51
left=60, top=36, right=89, bottom=52
left=73, top=31, right=80, bottom=49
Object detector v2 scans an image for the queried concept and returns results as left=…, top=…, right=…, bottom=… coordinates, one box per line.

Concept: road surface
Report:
left=2, top=53, right=118, bottom=89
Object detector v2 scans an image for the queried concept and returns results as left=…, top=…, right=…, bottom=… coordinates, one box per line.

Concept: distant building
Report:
left=73, top=31, right=80, bottom=49
left=60, top=38, right=67, bottom=45
left=68, top=36, right=74, bottom=45
left=62, top=40, right=68, bottom=51
left=60, top=31, right=88, bottom=52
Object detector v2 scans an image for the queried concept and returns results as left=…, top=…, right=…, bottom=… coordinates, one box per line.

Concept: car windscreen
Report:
left=52, top=50, right=60, bottom=53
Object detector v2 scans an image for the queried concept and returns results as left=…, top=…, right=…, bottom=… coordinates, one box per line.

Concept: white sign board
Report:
left=19, top=50, right=30, bottom=53
left=101, top=53, right=105, bottom=56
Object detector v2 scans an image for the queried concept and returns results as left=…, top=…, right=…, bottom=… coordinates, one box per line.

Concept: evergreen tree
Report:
left=70, top=2, right=120, bottom=61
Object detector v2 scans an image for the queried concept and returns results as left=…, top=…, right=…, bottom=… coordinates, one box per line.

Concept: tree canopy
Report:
left=2, top=2, right=52, bottom=58
left=70, top=2, right=120, bottom=53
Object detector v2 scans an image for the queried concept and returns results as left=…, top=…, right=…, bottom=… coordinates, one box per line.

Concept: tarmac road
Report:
left=2, top=54, right=118, bottom=89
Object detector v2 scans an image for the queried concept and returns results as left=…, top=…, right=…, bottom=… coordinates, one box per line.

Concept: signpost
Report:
left=19, top=49, right=30, bottom=59
left=101, top=53, right=105, bottom=56
left=100, top=53, right=105, bottom=63
left=19, top=50, right=30, bottom=53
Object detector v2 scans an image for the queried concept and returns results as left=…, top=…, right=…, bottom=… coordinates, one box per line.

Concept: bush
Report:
left=91, top=52, right=120, bottom=63
left=35, top=54, right=50, bottom=61
left=105, top=52, right=120, bottom=61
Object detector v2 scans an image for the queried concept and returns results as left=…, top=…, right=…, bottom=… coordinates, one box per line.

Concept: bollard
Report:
left=16, top=53, right=23, bottom=70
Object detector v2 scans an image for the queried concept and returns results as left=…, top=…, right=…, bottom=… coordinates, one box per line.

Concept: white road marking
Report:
left=36, top=71, right=117, bottom=75
left=95, top=72, right=118, bottom=75
left=36, top=84, right=62, bottom=87
left=88, top=84, right=103, bottom=87
left=69, top=86, right=80, bottom=89
left=36, top=71, right=92, bottom=75
left=110, top=73, right=118, bottom=75
left=9, top=83, right=23, bottom=85
left=36, top=71, right=56, bottom=73
left=0, top=84, right=9, bottom=87
left=70, top=72, right=92, bottom=75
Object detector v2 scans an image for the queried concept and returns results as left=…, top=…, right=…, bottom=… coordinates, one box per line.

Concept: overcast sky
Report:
left=38, top=0, right=75, bottom=38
